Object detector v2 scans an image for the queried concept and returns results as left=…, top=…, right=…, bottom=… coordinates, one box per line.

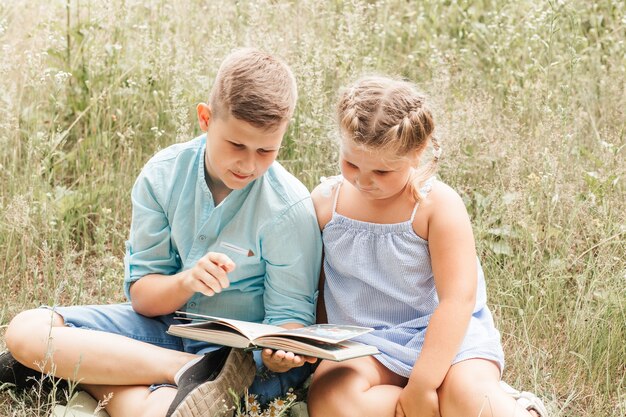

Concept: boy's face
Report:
left=197, top=103, right=286, bottom=191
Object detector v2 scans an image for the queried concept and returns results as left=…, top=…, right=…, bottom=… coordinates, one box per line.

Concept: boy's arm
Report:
left=129, top=273, right=193, bottom=316
left=129, top=251, right=235, bottom=317
left=124, top=168, right=184, bottom=315
left=261, top=198, right=322, bottom=327
left=125, top=167, right=235, bottom=316
left=258, top=197, right=322, bottom=372
left=124, top=171, right=180, bottom=302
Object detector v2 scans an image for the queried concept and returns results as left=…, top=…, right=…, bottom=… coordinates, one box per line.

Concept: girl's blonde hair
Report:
left=337, top=75, right=441, bottom=201
left=210, top=48, right=297, bottom=131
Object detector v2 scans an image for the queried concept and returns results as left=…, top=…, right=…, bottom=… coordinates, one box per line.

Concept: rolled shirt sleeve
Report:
left=123, top=168, right=181, bottom=299
left=260, top=198, right=322, bottom=326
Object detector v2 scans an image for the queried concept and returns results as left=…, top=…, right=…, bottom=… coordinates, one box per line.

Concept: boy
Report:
left=2, top=48, right=321, bottom=417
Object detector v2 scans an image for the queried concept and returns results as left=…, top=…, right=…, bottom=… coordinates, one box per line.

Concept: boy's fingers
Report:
left=262, top=349, right=317, bottom=368
left=262, top=348, right=282, bottom=361
left=198, top=285, right=215, bottom=297
left=199, top=259, right=230, bottom=290
left=196, top=270, right=225, bottom=294
left=206, top=252, right=234, bottom=289
left=291, top=354, right=316, bottom=366
left=185, top=269, right=214, bottom=296
left=207, top=252, right=236, bottom=273
left=204, top=278, right=223, bottom=294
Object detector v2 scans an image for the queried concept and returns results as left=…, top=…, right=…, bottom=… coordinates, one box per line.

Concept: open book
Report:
left=167, top=312, right=380, bottom=362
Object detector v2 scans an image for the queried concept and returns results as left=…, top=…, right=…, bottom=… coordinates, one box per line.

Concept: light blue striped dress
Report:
left=322, top=177, right=505, bottom=377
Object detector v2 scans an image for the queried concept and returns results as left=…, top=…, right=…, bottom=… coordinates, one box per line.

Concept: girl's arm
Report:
left=407, top=184, right=479, bottom=393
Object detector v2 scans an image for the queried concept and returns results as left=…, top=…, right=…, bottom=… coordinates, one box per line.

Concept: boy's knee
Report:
left=5, top=308, right=64, bottom=364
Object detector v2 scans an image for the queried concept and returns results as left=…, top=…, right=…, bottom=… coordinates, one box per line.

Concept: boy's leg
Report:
left=307, top=356, right=406, bottom=417
left=5, top=304, right=258, bottom=417
left=5, top=305, right=303, bottom=415
left=4, top=304, right=196, bottom=386
left=438, top=358, right=539, bottom=417
left=83, top=384, right=176, bottom=417
left=59, top=347, right=254, bottom=417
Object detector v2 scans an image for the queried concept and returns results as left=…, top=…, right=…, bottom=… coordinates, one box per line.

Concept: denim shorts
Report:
left=46, top=303, right=312, bottom=404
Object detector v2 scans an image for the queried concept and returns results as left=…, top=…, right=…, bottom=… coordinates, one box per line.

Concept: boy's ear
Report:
left=197, top=103, right=212, bottom=132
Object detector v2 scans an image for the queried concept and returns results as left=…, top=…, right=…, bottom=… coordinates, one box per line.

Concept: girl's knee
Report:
left=5, top=308, right=64, bottom=362
left=438, top=360, right=502, bottom=415
left=308, top=374, right=360, bottom=417
left=308, top=391, right=353, bottom=417
left=307, top=376, right=334, bottom=413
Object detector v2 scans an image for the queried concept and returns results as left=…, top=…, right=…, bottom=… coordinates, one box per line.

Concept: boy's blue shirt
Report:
left=124, top=135, right=321, bottom=326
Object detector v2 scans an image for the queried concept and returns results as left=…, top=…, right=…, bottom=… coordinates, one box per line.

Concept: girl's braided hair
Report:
left=337, top=75, right=441, bottom=201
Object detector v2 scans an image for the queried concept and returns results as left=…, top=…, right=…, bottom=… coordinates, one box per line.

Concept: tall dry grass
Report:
left=0, top=1, right=624, bottom=416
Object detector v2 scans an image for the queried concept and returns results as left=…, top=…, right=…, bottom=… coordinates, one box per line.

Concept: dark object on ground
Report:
left=0, top=350, right=69, bottom=399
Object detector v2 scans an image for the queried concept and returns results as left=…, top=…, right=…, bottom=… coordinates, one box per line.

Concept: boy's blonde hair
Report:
left=210, top=48, right=297, bottom=130
left=337, top=75, right=441, bottom=201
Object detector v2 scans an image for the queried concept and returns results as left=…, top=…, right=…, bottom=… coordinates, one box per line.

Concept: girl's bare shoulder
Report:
left=311, top=176, right=343, bottom=230
left=413, top=179, right=470, bottom=238
left=425, top=180, right=465, bottom=208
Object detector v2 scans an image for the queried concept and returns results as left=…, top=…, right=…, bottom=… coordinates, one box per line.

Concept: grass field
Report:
left=0, top=0, right=624, bottom=416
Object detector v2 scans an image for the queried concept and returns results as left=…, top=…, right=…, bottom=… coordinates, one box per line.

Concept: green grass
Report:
left=0, top=0, right=624, bottom=416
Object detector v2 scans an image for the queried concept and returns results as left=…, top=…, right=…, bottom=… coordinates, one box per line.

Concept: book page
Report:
left=262, top=324, right=373, bottom=344
left=167, top=323, right=253, bottom=349
left=175, top=311, right=285, bottom=341
left=175, top=312, right=373, bottom=344
left=256, top=337, right=380, bottom=361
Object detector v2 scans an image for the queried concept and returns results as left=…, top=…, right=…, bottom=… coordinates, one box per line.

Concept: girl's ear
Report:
left=409, top=147, right=424, bottom=166
left=196, top=103, right=212, bottom=132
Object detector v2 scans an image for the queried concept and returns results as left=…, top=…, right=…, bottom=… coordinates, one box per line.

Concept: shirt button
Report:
left=188, top=302, right=197, bottom=308
left=199, top=235, right=206, bottom=241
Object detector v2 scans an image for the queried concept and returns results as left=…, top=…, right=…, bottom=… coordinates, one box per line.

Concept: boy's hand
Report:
left=261, top=348, right=317, bottom=373
left=183, top=252, right=235, bottom=296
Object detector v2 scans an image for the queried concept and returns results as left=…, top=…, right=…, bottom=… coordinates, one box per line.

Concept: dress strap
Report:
left=319, top=175, right=344, bottom=214
left=410, top=176, right=436, bottom=223
left=331, top=178, right=344, bottom=214
left=409, top=201, right=420, bottom=223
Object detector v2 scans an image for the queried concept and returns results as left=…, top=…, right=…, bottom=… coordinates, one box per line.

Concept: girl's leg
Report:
left=308, top=356, right=406, bottom=417
left=83, top=384, right=176, bottom=417
left=4, top=308, right=197, bottom=386
left=438, top=359, right=535, bottom=417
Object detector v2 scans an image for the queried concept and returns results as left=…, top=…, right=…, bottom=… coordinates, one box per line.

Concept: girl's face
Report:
left=340, top=137, right=420, bottom=201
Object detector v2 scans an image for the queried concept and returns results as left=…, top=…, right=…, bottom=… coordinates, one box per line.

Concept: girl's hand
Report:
left=395, top=383, right=440, bottom=417
left=261, top=348, right=317, bottom=373
left=183, top=252, right=235, bottom=296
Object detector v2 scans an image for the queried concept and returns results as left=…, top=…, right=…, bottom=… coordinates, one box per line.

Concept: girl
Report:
left=307, top=76, right=548, bottom=417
